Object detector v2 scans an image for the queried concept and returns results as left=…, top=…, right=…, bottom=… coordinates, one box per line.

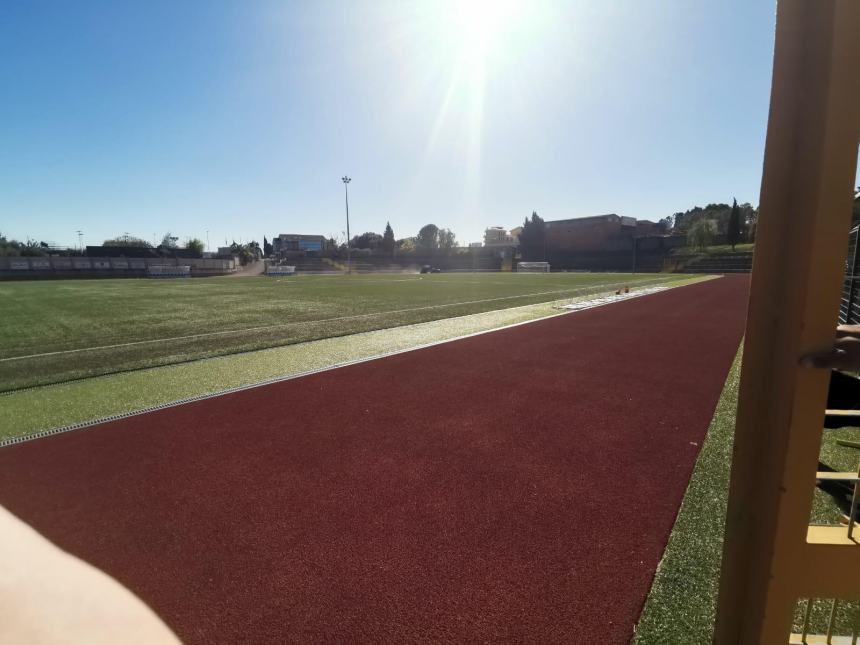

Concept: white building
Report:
left=483, top=227, right=515, bottom=247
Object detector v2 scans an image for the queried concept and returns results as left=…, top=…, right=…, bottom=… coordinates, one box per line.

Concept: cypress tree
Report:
left=727, top=198, right=741, bottom=251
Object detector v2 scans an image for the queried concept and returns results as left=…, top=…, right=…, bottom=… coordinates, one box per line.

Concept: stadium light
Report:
left=342, top=176, right=352, bottom=275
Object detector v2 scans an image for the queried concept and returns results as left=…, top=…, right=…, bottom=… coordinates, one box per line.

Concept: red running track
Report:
left=0, top=276, right=748, bottom=643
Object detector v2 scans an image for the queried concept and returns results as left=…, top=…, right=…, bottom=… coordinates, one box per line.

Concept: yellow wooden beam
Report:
left=796, top=531, right=860, bottom=598
left=714, top=0, right=860, bottom=642
left=815, top=472, right=860, bottom=482
left=825, top=410, right=860, bottom=418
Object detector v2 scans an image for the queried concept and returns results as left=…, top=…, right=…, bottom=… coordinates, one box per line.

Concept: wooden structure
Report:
left=714, top=0, right=860, bottom=642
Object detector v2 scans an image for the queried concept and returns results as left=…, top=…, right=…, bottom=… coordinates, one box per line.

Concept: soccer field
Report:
left=0, top=272, right=686, bottom=391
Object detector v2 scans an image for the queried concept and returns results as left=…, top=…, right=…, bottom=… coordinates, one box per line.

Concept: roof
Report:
left=545, top=214, right=620, bottom=227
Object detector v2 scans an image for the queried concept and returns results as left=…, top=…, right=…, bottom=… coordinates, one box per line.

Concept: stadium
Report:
left=1, top=1, right=859, bottom=644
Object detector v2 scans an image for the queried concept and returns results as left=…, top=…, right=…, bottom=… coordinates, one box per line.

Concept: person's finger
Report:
left=835, top=325, right=860, bottom=338
left=800, top=347, right=847, bottom=369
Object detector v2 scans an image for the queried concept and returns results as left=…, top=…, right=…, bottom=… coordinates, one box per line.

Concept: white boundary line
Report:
left=0, top=278, right=715, bottom=449
left=1, top=278, right=672, bottom=362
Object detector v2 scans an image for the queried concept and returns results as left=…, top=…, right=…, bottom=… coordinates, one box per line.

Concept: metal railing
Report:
left=840, top=226, right=860, bottom=325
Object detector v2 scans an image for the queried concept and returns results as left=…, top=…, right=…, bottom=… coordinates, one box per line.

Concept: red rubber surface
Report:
left=0, top=276, right=748, bottom=644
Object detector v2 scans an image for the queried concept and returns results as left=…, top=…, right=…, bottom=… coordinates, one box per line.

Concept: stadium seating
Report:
left=671, top=252, right=753, bottom=273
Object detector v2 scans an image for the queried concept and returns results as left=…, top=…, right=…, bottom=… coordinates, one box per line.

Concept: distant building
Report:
left=468, top=242, right=483, bottom=248
left=483, top=227, right=515, bottom=247
left=545, top=214, right=660, bottom=253
left=272, top=234, right=326, bottom=256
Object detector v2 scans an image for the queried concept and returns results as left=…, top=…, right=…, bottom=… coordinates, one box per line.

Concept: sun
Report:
left=450, top=0, right=526, bottom=69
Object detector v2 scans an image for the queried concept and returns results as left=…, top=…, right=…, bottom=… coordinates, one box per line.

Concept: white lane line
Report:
left=557, top=287, right=668, bottom=311
left=0, top=278, right=673, bottom=363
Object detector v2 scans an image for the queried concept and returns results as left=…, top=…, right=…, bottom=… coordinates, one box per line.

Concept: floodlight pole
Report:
left=342, top=176, right=352, bottom=274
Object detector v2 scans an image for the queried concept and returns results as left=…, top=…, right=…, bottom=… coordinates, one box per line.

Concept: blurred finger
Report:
left=800, top=348, right=847, bottom=369
left=835, top=325, right=860, bottom=338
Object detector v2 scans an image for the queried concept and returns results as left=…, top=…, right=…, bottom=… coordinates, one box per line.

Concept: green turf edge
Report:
left=0, top=275, right=715, bottom=442
left=633, top=346, right=743, bottom=645
left=634, top=348, right=860, bottom=643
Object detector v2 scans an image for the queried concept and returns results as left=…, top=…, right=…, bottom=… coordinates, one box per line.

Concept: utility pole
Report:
left=342, top=176, right=352, bottom=274
left=206, top=230, right=210, bottom=253
left=76, top=230, right=83, bottom=251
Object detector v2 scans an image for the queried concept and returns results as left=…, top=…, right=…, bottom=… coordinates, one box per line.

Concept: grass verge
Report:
left=635, top=348, right=860, bottom=642
left=633, top=348, right=743, bottom=644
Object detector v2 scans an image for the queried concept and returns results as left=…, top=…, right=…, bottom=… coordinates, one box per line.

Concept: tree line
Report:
left=330, top=221, right=459, bottom=256
left=5, top=189, right=859, bottom=259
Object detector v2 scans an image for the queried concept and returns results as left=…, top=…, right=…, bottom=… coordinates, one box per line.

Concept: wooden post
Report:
left=714, top=0, right=860, bottom=642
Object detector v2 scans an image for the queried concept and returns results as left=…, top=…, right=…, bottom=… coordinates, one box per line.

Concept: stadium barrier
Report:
left=147, top=265, right=191, bottom=278
left=0, top=256, right=237, bottom=280
left=265, top=264, right=296, bottom=276
left=517, top=261, right=550, bottom=273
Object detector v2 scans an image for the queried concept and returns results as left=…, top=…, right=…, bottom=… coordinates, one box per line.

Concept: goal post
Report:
left=516, top=261, right=550, bottom=273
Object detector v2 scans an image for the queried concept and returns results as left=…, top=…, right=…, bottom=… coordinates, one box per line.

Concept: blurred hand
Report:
left=0, top=506, right=180, bottom=644
left=836, top=324, right=860, bottom=339
left=801, top=334, right=860, bottom=370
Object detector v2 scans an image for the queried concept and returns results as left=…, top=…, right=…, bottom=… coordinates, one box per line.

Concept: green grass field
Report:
left=0, top=272, right=687, bottom=391
left=635, top=348, right=860, bottom=643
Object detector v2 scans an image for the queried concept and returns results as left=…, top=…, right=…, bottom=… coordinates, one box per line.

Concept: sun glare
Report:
left=409, top=0, right=543, bottom=205
left=451, top=0, right=526, bottom=68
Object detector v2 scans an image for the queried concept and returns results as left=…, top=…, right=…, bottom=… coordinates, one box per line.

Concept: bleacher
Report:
left=668, top=252, right=753, bottom=273
left=291, top=258, right=344, bottom=274
left=291, top=255, right=504, bottom=273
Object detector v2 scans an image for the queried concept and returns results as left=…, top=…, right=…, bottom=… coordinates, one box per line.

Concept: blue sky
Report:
left=1, top=0, right=780, bottom=249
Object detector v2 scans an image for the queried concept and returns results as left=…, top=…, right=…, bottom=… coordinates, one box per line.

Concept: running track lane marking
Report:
left=0, top=277, right=675, bottom=362
left=0, top=276, right=749, bottom=644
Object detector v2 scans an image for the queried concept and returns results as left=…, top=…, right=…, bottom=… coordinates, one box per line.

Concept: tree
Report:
left=351, top=232, right=383, bottom=250
left=518, top=211, right=546, bottom=261
left=160, top=232, right=179, bottom=249
left=263, top=236, right=273, bottom=257
left=727, top=198, right=741, bottom=251
left=103, top=235, right=152, bottom=248
left=229, top=241, right=255, bottom=265
left=672, top=203, right=731, bottom=234
left=397, top=237, right=417, bottom=253
left=382, top=222, right=395, bottom=256
left=416, top=224, right=440, bottom=251
left=0, top=234, right=22, bottom=257
left=657, top=215, right=673, bottom=232
left=438, top=228, right=456, bottom=252
left=185, top=238, right=204, bottom=256
left=744, top=206, right=759, bottom=242
left=688, top=218, right=715, bottom=251
left=0, top=235, right=47, bottom=256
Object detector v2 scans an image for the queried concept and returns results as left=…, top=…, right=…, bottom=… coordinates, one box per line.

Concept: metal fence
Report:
left=840, top=225, right=860, bottom=324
